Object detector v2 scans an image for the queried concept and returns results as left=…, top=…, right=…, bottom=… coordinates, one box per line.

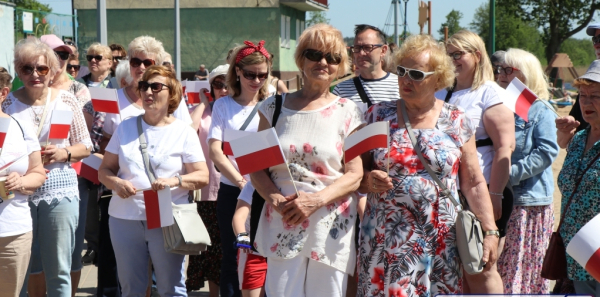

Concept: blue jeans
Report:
left=28, top=198, right=79, bottom=297
left=72, top=177, right=90, bottom=272
left=217, top=183, right=241, bottom=297
left=109, top=216, right=186, bottom=297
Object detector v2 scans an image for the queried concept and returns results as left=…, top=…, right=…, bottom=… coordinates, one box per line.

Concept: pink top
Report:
left=195, top=105, right=220, bottom=201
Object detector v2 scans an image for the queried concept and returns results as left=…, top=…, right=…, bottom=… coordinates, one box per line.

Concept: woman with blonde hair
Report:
left=79, top=43, right=113, bottom=88
left=495, top=48, right=559, bottom=293
left=435, top=29, right=514, bottom=293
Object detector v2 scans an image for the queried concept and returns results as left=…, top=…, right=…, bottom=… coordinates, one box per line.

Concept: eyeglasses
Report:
left=55, top=51, right=70, bottom=61
left=241, top=69, right=269, bottom=81
left=448, top=51, right=468, bottom=61
left=162, top=62, right=172, bottom=66
left=351, top=44, right=384, bottom=53
left=112, top=56, right=124, bottom=62
left=67, top=64, right=81, bottom=71
left=21, top=65, right=50, bottom=76
left=86, top=55, right=103, bottom=62
left=138, top=81, right=169, bottom=93
left=496, top=66, right=519, bottom=75
left=130, top=57, right=156, bottom=68
left=593, top=35, right=600, bottom=45
left=303, top=49, right=342, bottom=65
left=211, top=81, right=227, bottom=90
left=64, top=40, right=76, bottom=46
left=396, top=66, right=435, bottom=81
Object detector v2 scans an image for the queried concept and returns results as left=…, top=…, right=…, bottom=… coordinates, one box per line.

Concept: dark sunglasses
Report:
left=138, top=81, right=169, bottom=93
left=593, top=35, right=600, bottom=45
left=86, top=55, right=103, bottom=62
left=64, top=40, right=76, bottom=46
left=448, top=51, right=467, bottom=61
left=21, top=65, right=50, bottom=76
left=396, top=66, right=434, bottom=81
left=496, top=66, right=519, bottom=75
left=55, top=51, right=70, bottom=61
left=303, top=49, right=342, bottom=65
left=112, top=56, right=124, bottom=61
left=351, top=44, right=384, bottom=53
left=130, top=57, right=156, bottom=68
left=67, top=64, right=81, bottom=71
left=241, top=69, right=269, bottom=81
left=211, top=81, right=227, bottom=90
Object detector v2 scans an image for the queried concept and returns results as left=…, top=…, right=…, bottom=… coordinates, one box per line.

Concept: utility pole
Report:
left=403, top=0, right=408, bottom=41
left=174, top=0, right=181, bottom=80
left=394, top=0, right=399, bottom=45
left=96, top=0, right=107, bottom=44
left=489, top=0, right=496, bottom=54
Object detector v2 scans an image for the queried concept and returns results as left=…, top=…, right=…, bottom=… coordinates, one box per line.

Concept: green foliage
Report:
left=437, top=10, right=463, bottom=41
left=14, top=0, right=52, bottom=12
left=306, top=11, right=329, bottom=27
left=560, top=38, right=596, bottom=66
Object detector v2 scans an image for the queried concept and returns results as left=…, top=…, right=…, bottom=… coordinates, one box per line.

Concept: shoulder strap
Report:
left=36, top=90, right=52, bottom=138
left=272, top=94, right=283, bottom=127
left=9, top=115, right=24, bottom=138
left=399, top=99, right=462, bottom=210
left=444, top=80, right=457, bottom=103
left=353, top=77, right=372, bottom=107
left=239, top=101, right=263, bottom=131
left=137, top=115, right=157, bottom=183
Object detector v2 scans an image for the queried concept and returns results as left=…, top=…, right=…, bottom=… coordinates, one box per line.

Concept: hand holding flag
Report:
left=185, top=81, right=210, bottom=105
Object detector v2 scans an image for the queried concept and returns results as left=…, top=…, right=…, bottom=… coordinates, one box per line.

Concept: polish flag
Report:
left=89, top=87, right=120, bottom=114
left=505, top=77, right=538, bottom=122
left=344, top=121, right=389, bottom=162
left=79, top=154, right=103, bottom=184
left=0, top=117, right=12, bottom=149
left=567, top=213, right=600, bottom=282
left=71, top=161, right=82, bottom=174
left=48, top=110, right=73, bottom=139
left=186, top=81, right=210, bottom=104
left=144, top=187, right=174, bottom=230
left=181, top=81, right=187, bottom=95
left=223, top=129, right=253, bottom=156
left=230, top=128, right=286, bottom=175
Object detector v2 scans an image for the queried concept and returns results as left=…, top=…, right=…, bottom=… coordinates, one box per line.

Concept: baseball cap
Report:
left=579, top=60, right=600, bottom=83
left=209, top=64, right=229, bottom=85
left=40, top=34, right=73, bottom=54
left=586, top=23, right=600, bottom=36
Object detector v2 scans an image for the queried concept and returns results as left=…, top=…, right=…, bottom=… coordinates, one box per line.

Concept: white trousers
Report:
left=265, top=256, right=348, bottom=297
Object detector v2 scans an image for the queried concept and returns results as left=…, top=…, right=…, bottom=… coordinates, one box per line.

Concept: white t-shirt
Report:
left=435, top=81, right=505, bottom=182
left=103, top=88, right=193, bottom=136
left=207, top=96, right=260, bottom=186
left=0, top=117, right=40, bottom=237
left=105, top=117, right=205, bottom=221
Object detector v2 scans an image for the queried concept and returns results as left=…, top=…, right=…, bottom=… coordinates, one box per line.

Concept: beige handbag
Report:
left=399, top=100, right=485, bottom=275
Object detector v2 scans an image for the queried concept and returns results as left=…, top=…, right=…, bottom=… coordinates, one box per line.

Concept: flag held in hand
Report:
left=344, top=121, right=389, bottom=162
left=144, top=187, right=174, bottom=230
left=79, top=154, right=103, bottom=184
left=49, top=110, right=73, bottom=139
left=567, top=213, right=600, bottom=282
left=505, top=77, right=538, bottom=122
left=230, top=128, right=286, bottom=176
left=89, top=87, right=120, bottom=114
left=0, top=117, right=12, bottom=149
left=223, top=129, right=253, bottom=156
left=185, top=81, right=210, bottom=105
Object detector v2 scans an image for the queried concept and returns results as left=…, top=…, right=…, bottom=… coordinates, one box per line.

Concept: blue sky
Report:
left=40, top=0, right=591, bottom=40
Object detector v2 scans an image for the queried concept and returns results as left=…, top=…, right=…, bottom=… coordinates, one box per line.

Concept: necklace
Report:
left=30, top=105, right=44, bottom=125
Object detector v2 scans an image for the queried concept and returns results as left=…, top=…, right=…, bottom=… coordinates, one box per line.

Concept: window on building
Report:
left=281, top=15, right=286, bottom=48
left=285, top=16, right=291, bottom=48
left=296, top=19, right=300, bottom=47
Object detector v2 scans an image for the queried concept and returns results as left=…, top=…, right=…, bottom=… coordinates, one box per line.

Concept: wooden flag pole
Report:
left=537, top=99, right=561, bottom=117
left=284, top=162, right=300, bottom=197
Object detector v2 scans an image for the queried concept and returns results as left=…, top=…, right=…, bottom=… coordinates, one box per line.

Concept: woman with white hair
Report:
left=495, top=48, right=559, bottom=294
left=79, top=43, right=113, bottom=88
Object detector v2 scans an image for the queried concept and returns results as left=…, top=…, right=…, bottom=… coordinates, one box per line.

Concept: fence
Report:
left=13, top=8, right=76, bottom=43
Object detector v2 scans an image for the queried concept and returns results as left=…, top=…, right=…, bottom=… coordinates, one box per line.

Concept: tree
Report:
left=437, top=10, right=464, bottom=41
left=14, top=0, right=52, bottom=12
left=560, top=38, right=596, bottom=66
left=306, top=11, right=329, bottom=27
left=497, top=0, right=600, bottom=63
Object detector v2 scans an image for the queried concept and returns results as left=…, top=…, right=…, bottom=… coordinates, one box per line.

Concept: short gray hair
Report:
left=127, top=36, right=165, bottom=65
left=115, top=59, right=133, bottom=88
left=14, top=38, right=60, bottom=79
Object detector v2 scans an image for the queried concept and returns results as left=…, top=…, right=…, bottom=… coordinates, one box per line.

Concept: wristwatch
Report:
left=64, top=148, right=71, bottom=163
left=484, top=230, right=500, bottom=238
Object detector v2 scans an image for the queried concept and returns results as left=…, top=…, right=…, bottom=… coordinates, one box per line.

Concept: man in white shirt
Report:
left=333, top=24, right=399, bottom=112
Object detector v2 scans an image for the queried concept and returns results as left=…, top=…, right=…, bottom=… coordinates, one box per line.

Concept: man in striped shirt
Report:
left=333, top=24, right=399, bottom=112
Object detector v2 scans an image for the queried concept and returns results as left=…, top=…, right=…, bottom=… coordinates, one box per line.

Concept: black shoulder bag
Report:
left=353, top=77, right=373, bottom=107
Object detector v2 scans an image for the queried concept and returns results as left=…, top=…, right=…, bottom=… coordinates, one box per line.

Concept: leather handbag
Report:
left=399, top=99, right=485, bottom=275
left=136, top=116, right=211, bottom=255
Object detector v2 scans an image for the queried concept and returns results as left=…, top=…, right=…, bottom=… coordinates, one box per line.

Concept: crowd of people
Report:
left=1, top=20, right=600, bottom=297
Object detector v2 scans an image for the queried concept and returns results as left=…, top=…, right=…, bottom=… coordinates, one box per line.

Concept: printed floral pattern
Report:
left=358, top=101, right=474, bottom=297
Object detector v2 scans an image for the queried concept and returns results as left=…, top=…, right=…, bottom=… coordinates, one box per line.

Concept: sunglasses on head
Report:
left=138, top=81, right=169, bottom=93
left=86, top=55, right=103, bottom=62
left=211, top=80, right=227, bottom=90
left=593, top=35, right=600, bottom=45
left=448, top=50, right=467, bottom=61
left=55, top=51, right=70, bottom=61
left=303, top=49, right=342, bottom=65
left=67, top=64, right=81, bottom=71
left=21, top=65, right=50, bottom=76
left=241, top=69, right=269, bottom=81
left=130, top=57, right=156, bottom=68
left=396, top=66, right=434, bottom=81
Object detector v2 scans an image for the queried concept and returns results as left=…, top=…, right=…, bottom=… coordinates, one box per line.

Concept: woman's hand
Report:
left=367, top=170, right=393, bottom=193
left=114, top=179, right=137, bottom=199
left=41, top=145, right=67, bottom=165
left=482, top=234, right=499, bottom=266
left=281, top=191, right=323, bottom=225
left=556, top=116, right=580, bottom=149
left=151, top=177, right=178, bottom=191
left=4, top=172, right=23, bottom=192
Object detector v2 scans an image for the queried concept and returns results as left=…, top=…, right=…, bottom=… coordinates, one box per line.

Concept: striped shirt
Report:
left=332, top=72, right=400, bottom=112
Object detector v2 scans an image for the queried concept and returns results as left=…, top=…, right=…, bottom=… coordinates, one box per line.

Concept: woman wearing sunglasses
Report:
left=98, top=65, right=209, bottom=297
left=78, top=43, right=113, bottom=89
left=3, top=37, right=92, bottom=297
left=435, top=30, right=514, bottom=293
left=248, top=24, right=364, bottom=297
left=186, top=64, right=229, bottom=296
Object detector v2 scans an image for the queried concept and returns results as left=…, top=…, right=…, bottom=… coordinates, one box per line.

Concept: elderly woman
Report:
left=2, top=38, right=92, bottom=297
left=186, top=64, right=228, bottom=296
left=358, top=34, right=499, bottom=296
left=0, top=67, right=46, bottom=297
left=249, top=24, right=364, bottom=296
left=494, top=48, right=559, bottom=293
left=208, top=41, right=271, bottom=297
left=556, top=60, right=600, bottom=296
left=435, top=30, right=514, bottom=293
left=98, top=65, right=209, bottom=297
left=78, top=43, right=113, bottom=88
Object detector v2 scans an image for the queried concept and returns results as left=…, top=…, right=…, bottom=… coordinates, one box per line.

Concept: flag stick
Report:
left=284, top=162, right=300, bottom=197
left=386, top=121, right=390, bottom=175
left=537, top=99, right=561, bottom=117
left=100, top=187, right=151, bottom=198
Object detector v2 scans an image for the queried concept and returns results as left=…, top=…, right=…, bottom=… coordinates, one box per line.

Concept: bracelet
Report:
left=489, top=191, right=503, bottom=196
left=484, top=230, right=500, bottom=238
left=175, top=173, right=183, bottom=187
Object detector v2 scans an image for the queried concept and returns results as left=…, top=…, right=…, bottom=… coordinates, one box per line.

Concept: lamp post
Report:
left=403, top=0, right=409, bottom=41
left=394, top=0, right=399, bottom=45
left=489, top=0, right=495, bottom=54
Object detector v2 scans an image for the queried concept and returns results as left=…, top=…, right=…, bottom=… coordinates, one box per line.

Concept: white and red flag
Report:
left=344, top=121, right=389, bottom=162
left=144, top=187, right=174, bottom=230
left=186, top=81, right=210, bottom=105
left=79, top=154, right=103, bottom=184
left=223, top=129, right=253, bottom=156
left=0, top=117, right=12, bottom=150
left=48, top=110, right=73, bottom=140
left=89, top=87, right=120, bottom=114
left=230, top=128, right=286, bottom=175
left=505, top=77, right=538, bottom=122
left=567, top=213, right=600, bottom=282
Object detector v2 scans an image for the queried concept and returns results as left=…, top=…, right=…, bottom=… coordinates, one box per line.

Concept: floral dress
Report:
left=358, top=101, right=474, bottom=297
left=254, top=95, right=364, bottom=274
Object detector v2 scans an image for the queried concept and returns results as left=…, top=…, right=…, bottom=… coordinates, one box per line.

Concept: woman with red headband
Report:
left=207, top=40, right=271, bottom=297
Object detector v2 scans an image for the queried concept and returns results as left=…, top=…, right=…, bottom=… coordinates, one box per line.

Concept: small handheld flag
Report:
left=230, top=128, right=286, bottom=176
left=343, top=121, right=389, bottom=163
left=89, top=88, right=120, bottom=114
left=144, top=186, right=174, bottom=230
left=48, top=110, right=73, bottom=140
left=186, top=81, right=210, bottom=104
left=223, top=129, right=253, bottom=156
left=505, top=77, right=538, bottom=122
left=0, top=117, right=12, bottom=151
left=80, top=154, right=103, bottom=185
left=567, top=213, right=600, bottom=282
